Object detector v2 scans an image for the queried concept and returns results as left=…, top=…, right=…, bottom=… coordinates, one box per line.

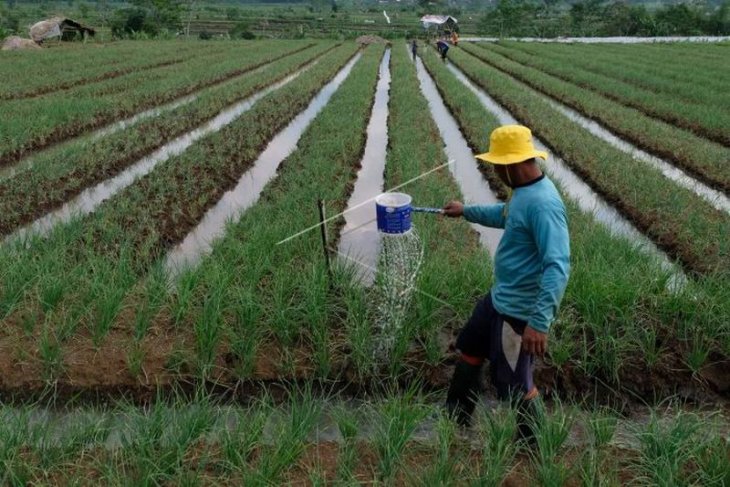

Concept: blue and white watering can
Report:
left=375, top=192, right=442, bottom=234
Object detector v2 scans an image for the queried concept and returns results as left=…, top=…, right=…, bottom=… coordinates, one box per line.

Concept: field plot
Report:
left=463, top=42, right=730, bottom=193
left=0, top=40, right=316, bottom=165
left=0, top=40, right=728, bottom=484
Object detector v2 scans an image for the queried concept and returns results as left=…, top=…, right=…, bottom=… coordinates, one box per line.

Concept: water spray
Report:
left=371, top=192, right=440, bottom=364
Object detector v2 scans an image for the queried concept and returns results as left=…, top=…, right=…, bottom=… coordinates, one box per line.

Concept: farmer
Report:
left=442, top=125, right=570, bottom=442
left=411, top=39, right=418, bottom=61
left=436, top=39, right=449, bottom=61
left=451, top=31, right=459, bottom=46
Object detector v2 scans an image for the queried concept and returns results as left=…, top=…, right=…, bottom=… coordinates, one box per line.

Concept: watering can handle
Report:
left=412, top=207, right=443, bottom=214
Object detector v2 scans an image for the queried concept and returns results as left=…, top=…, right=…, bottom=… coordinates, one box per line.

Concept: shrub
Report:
left=229, top=21, right=255, bottom=39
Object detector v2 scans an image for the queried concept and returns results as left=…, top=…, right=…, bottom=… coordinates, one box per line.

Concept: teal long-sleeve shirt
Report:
left=463, top=176, right=570, bottom=333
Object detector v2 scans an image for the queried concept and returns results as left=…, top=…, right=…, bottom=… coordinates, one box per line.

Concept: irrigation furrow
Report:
left=500, top=41, right=730, bottom=107
left=7, top=67, right=314, bottom=243
left=420, top=47, right=730, bottom=395
left=0, top=44, right=356, bottom=350
left=412, top=54, right=502, bottom=257
left=0, top=41, right=233, bottom=98
left=480, top=42, right=730, bottom=147
left=0, top=42, right=318, bottom=168
left=0, top=58, right=185, bottom=101
left=460, top=43, right=730, bottom=194
left=452, top=46, right=729, bottom=276
left=0, top=93, right=198, bottom=184
left=546, top=100, right=730, bottom=214
left=0, top=44, right=335, bottom=236
left=334, top=49, right=392, bottom=285
left=0, top=44, right=375, bottom=393
left=164, top=53, right=363, bottom=277
left=1, top=43, right=244, bottom=101
left=438, top=58, right=680, bottom=277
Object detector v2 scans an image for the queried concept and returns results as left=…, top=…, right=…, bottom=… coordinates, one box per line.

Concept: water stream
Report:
left=0, top=59, right=290, bottom=184
left=546, top=100, right=730, bottom=214
left=164, top=54, right=363, bottom=278
left=336, top=49, right=391, bottom=285
left=445, top=61, right=683, bottom=280
left=413, top=55, right=503, bottom=256
left=7, top=63, right=317, bottom=244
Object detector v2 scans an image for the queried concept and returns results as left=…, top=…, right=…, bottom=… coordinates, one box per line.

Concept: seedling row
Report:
left=1, top=391, right=727, bottom=486
left=500, top=41, right=730, bottom=108
left=0, top=42, right=336, bottom=236
left=0, top=41, right=726, bottom=409
left=0, top=40, right=239, bottom=99
left=481, top=42, right=730, bottom=146
left=462, top=42, right=730, bottom=193
left=0, top=40, right=316, bottom=165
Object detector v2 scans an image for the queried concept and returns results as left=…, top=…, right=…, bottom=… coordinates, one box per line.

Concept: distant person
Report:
left=436, top=39, right=449, bottom=61
left=451, top=31, right=459, bottom=46
left=442, top=125, right=571, bottom=445
left=411, top=39, right=417, bottom=61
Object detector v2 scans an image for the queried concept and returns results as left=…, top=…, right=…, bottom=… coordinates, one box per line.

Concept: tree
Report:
left=569, top=0, right=603, bottom=36
left=226, top=6, right=239, bottom=20
left=707, top=0, right=729, bottom=35
left=130, top=0, right=182, bottom=32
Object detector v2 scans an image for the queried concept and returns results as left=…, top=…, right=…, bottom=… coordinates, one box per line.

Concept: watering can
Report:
left=375, top=192, right=443, bottom=234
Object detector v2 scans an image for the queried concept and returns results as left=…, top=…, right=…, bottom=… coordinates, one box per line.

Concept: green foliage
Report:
left=478, top=0, right=730, bottom=37
left=0, top=6, right=20, bottom=36
left=110, top=0, right=181, bottom=38
left=225, top=6, right=239, bottom=20
left=229, top=21, right=255, bottom=39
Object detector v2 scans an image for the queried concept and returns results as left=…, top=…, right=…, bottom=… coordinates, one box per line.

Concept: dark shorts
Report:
left=455, top=293, right=535, bottom=399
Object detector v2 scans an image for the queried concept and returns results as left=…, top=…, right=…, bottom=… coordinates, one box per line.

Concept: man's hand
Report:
left=522, top=326, right=547, bottom=356
left=442, top=200, right=464, bottom=218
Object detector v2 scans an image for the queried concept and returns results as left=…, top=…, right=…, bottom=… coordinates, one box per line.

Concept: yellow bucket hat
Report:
left=475, top=125, right=548, bottom=165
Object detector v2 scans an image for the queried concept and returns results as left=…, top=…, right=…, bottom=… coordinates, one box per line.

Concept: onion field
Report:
left=0, top=39, right=727, bottom=484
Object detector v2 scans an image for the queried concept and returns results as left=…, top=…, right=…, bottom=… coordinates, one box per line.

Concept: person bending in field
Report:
left=442, top=125, right=570, bottom=444
left=436, top=39, right=449, bottom=61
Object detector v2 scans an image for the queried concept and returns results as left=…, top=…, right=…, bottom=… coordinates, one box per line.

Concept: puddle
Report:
left=336, top=49, right=391, bottom=285
left=545, top=100, right=730, bottom=214
left=93, top=94, right=200, bottom=139
left=444, top=62, right=685, bottom=275
left=413, top=54, right=503, bottom=257
left=460, top=36, right=730, bottom=43
left=7, top=64, right=318, bottom=244
left=164, top=54, right=363, bottom=278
